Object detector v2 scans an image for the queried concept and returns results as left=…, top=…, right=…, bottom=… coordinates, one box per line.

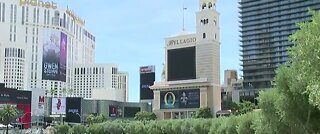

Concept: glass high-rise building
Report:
left=240, top=0, right=320, bottom=89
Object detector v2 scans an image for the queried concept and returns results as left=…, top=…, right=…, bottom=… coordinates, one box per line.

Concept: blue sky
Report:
left=54, top=0, right=240, bottom=102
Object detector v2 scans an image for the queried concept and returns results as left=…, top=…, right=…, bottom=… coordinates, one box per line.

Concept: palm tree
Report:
left=50, top=88, right=57, bottom=97
left=66, top=88, right=74, bottom=97
left=0, top=105, right=17, bottom=134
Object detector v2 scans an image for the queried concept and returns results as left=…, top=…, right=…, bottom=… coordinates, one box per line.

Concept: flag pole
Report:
left=182, top=0, right=187, bottom=31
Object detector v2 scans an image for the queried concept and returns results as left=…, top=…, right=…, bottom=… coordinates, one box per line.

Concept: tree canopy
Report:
left=256, top=10, right=320, bottom=134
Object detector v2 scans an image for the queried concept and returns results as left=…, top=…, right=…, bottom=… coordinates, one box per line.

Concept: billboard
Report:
left=124, top=107, right=141, bottom=118
left=160, top=89, right=200, bottom=109
left=51, top=97, right=66, bottom=115
left=140, top=66, right=155, bottom=100
left=0, top=88, right=16, bottom=104
left=65, top=97, right=82, bottom=123
left=0, top=86, right=32, bottom=129
left=109, top=105, right=122, bottom=118
left=16, top=91, right=32, bottom=129
left=59, top=32, right=67, bottom=82
left=42, top=29, right=67, bottom=82
left=31, top=88, right=45, bottom=117
left=167, top=47, right=196, bottom=81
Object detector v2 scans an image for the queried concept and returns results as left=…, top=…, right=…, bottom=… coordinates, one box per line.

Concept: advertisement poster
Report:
left=65, top=97, right=82, bottom=123
left=59, top=32, right=67, bottom=82
left=38, top=96, right=45, bottom=109
left=51, top=98, right=66, bottom=115
left=109, top=105, right=122, bottom=118
left=140, top=65, right=155, bottom=100
left=42, top=29, right=67, bottom=82
left=160, top=89, right=200, bottom=109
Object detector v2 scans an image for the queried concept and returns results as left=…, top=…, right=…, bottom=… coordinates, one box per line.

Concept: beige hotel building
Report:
left=150, top=0, right=221, bottom=119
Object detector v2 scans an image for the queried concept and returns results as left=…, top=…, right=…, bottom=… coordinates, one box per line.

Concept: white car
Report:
left=0, top=124, right=13, bottom=129
left=0, top=124, right=6, bottom=129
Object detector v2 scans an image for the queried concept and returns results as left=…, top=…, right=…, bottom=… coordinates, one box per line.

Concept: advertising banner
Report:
left=59, top=32, right=67, bottom=82
left=0, top=88, right=32, bottom=129
left=160, top=89, right=200, bottom=109
left=109, top=105, right=122, bottom=118
left=65, top=97, right=82, bottom=123
left=140, top=66, right=155, bottom=100
left=38, top=96, right=45, bottom=109
left=0, top=88, right=16, bottom=104
left=42, top=29, right=67, bottom=82
left=51, top=97, right=66, bottom=115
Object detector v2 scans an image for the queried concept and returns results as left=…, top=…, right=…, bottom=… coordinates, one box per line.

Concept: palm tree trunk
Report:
left=6, top=125, right=8, bottom=134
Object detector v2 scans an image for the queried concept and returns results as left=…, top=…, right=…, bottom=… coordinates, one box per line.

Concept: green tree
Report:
left=48, top=88, right=57, bottom=97
left=238, top=101, right=255, bottom=115
left=237, top=112, right=256, bottom=134
left=289, top=10, right=320, bottom=110
left=86, top=114, right=95, bottom=125
left=193, top=107, right=212, bottom=118
left=255, top=10, right=320, bottom=134
left=0, top=105, right=17, bottom=134
left=134, top=111, right=157, bottom=121
left=222, top=100, right=239, bottom=113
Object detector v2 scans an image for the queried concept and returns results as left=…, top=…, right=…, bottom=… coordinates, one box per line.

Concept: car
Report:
left=0, top=124, right=14, bottom=130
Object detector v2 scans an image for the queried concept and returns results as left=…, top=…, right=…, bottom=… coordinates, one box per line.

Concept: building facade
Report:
left=0, top=0, right=95, bottom=96
left=73, top=64, right=128, bottom=102
left=43, top=97, right=149, bottom=123
left=151, top=0, right=221, bottom=119
left=222, top=70, right=237, bottom=92
left=240, top=0, right=320, bottom=89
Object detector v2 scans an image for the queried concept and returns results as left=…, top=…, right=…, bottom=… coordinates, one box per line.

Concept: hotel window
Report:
left=44, top=9, right=46, bottom=24
left=21, top=6, right=25, bottom=24
left=2, top=3, right=5, bottom=22
left=47, top=10, right=50, bottom=24
left=0, top=2, right=1, bottom=21
left=10, top=4, right=12, bottom=23
left=33, top=8, right=36, bottom=23
left=14, top=5, right=17, bottom=23
left=203, top=33, right=206, bottom=39
left=37, top=8, right=39, bottom=23
left=26, top=7, right=28, bottom=23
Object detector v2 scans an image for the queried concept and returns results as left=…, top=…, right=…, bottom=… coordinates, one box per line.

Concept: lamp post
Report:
left=75, top=113, right=82, bottom=124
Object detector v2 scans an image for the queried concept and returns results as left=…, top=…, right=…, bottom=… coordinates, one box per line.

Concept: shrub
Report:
left=237, top=112, right=255, bottom=134
left=71, top=124, right=86, bottom=134
left=54, top=124, right=70, bottom=134
left=193, top=107, right=213, bottom=118
left=134, top=111, right=157, bottom=121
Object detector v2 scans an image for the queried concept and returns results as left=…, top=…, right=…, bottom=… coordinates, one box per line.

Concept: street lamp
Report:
left=75, top=113, right=82, bottom=124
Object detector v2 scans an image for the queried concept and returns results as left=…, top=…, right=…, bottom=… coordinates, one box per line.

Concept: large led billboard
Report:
left=42, top=29, right=67, bottom=82
left=160, top=89, right=200, bottom=109
left=51, top=97, right=66, bottom=115
left=167, top=47, right=196, bottom=81
left=65, top=97, right=82, bottom=123
left=140, top=66, right=155, bottom=100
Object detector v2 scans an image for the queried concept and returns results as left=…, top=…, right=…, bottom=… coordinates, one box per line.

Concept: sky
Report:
left=54, top=0, right=240, bottom=102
